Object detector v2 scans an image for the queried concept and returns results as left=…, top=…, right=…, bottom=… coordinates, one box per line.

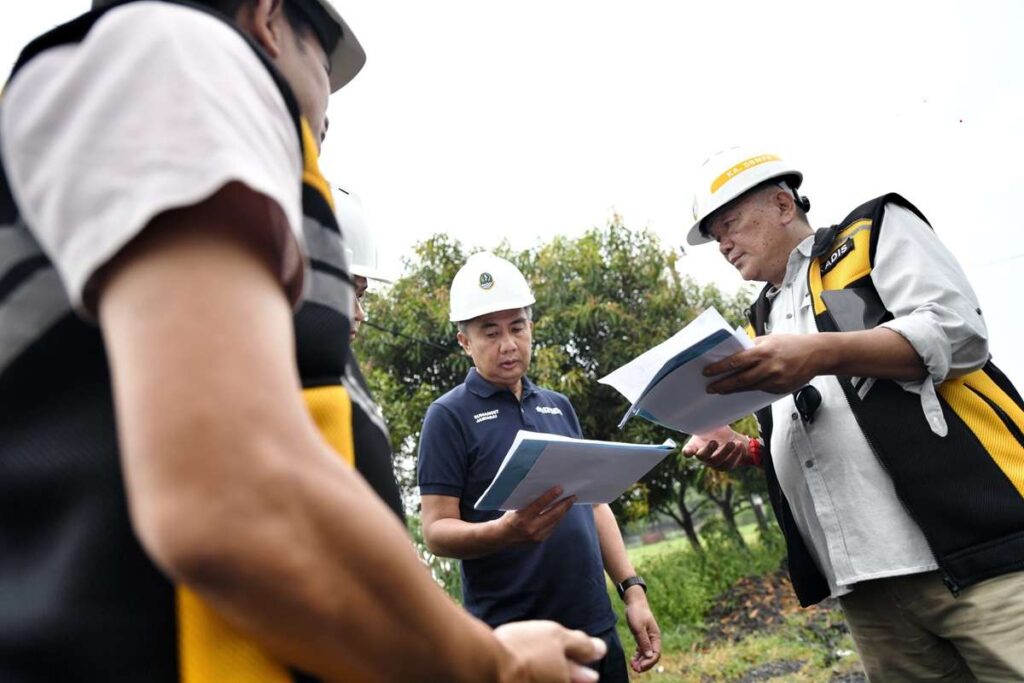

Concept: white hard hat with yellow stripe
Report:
left=687, top=147, right=806, bottom=246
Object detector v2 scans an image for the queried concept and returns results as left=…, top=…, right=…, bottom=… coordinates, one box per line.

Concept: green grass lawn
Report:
left=624, top=523, right=759, bottom=563
left=627, top=535, right=693, bottom=564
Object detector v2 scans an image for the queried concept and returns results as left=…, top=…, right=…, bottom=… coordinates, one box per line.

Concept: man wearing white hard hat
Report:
left=331, top=186, right=406, bottom=517
left=681, top=147, right=1024, bottom=681
left=0, top=1, right=605, bottom=680
left=334, top=185, right=393, bottom=341
left=418, top=252, right=663, bottom=682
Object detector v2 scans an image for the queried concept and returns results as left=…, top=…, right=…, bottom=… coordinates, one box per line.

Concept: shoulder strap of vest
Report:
left=809, top=225, right=841, bottom=259
left=837, top=193, right=931, bottom=263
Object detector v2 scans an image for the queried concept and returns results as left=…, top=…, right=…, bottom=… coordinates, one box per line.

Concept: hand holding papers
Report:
left=598, top=308, right=781, bottom=434
left=475, top=431, right=674, bottom=511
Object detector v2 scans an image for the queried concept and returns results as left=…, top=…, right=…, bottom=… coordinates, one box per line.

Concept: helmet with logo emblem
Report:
left=91, top=0, right=365, bottom=91
left=687, top=146, right=809, bottom=246
left=449, top=252, right=535, bottom=323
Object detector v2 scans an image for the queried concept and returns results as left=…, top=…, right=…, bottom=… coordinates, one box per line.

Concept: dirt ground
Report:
left=697, top=568, right=866, bottom=682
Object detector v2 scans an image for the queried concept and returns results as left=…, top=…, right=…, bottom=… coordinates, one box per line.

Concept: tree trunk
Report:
left=707, top=484, right=748, bottom=550
left=748, top=491, right=770, bottom=536
left=676, top=491, right=703, bottom=554
left=654, top=499, right=704, bottom=555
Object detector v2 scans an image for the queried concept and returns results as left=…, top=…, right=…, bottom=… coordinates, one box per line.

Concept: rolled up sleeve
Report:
left=873, top=204, right=989, bottom=435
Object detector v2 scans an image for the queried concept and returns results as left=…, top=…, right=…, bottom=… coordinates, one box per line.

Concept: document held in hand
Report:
left=474, top=431, right=674, bottom=511
left=598, top=307, right=781, bottom=434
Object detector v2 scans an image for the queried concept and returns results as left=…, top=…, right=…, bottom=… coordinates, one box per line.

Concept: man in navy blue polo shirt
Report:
left=418, top=252, right=662, bottom=682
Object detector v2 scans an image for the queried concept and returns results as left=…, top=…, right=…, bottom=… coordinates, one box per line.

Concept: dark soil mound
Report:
left=703, top=568, right=841, bottom=643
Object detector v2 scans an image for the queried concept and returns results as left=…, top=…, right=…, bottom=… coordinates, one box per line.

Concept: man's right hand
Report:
left=500, top=486, right=576, bottom=545
left=682, top=425, right=752, bottom=471
left=495, top=621, right=606, bottom=683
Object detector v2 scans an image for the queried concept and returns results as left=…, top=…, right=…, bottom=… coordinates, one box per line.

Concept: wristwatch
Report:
left=615, top=575, right=647, bottom=601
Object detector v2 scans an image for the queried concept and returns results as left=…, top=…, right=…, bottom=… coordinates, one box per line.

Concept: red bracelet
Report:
left=747, top=437, right=763, bottom=467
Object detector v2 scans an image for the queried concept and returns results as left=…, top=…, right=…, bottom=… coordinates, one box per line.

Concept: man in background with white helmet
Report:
left=333, top=185, right=406, bottom=517
left=418, top=252, right=663, bottom=683
left=0, top=1, right=606, bottom=680
left=334, top=185, right=392, bottom=341
left=680, top=147, right=1024, bottom=681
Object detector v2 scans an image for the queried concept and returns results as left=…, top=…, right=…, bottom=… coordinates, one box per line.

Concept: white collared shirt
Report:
left=765, top=203, right=989, bottom=596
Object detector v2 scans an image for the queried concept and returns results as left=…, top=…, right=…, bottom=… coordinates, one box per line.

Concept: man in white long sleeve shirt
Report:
left=680, top=147, right=1024, bottom=682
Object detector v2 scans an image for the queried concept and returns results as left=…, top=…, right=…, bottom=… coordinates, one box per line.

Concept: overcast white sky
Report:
left=4, top=1, right=1022, bottom=385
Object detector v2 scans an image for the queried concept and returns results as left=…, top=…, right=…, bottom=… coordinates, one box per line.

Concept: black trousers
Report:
left=588, top=625, right=629, bottom=683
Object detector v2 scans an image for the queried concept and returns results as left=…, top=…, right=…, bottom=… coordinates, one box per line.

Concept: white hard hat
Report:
left=333, top=187, right=392, bottom=283
left=449, top=252, right=535, bottom=323
left=686, top=147, right=804, bottom=246
left=92, top=0, right=365, bottom=91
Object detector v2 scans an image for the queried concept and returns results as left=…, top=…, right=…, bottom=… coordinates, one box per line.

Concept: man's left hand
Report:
left=624, top=588, right=661, bottom=673
left=704, top=334, right=823, bottom=395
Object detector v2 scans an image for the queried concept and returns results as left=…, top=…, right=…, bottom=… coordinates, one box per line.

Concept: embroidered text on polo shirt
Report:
left=536, top=406, right=563, bottom=416
left=474, top=409, right=499, bottom=423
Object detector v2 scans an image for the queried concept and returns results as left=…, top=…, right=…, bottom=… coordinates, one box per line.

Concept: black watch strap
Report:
left=615, top=575, right=646, bottom=601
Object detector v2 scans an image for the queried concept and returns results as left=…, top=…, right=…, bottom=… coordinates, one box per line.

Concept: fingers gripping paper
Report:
left=598, top=308, right=781, bottom=434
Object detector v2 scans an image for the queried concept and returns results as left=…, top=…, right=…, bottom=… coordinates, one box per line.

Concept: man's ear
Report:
left=457, top=331, right=472, bottom=356
left=774, top=188, right=796, bottom=225
left=237, top=0, right=286, bottom=58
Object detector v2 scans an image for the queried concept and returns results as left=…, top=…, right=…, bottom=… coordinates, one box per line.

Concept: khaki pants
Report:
left=839, top=570, right=1024, bottom=682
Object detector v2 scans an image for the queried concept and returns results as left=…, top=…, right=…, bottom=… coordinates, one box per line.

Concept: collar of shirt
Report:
left=767, top=233, right=817, bottom=304
left=464, top=367, right=536, bottom=400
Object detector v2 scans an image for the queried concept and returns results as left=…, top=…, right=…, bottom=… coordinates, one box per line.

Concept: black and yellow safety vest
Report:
left=0, top=1, right=402, bottom=680
left=748, top=194, right=1024, bottom=606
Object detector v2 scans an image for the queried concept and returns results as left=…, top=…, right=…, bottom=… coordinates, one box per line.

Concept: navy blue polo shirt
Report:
left=418, top=368, right=615, bottom=634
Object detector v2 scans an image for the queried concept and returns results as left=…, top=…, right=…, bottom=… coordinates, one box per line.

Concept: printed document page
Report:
left=599, top=308, right=781, bottom=434
left=475, top=431, right=673, bottom=511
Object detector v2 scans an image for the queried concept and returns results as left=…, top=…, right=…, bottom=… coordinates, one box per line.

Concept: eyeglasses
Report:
left=794, top=385, right=822, bottom=424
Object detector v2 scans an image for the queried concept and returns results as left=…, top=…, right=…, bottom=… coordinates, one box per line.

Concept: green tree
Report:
left=357, top=234, right=472, bottom=499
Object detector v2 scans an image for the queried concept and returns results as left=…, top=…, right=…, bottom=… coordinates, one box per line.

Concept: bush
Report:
left=610, top=525, right=785, bottom=651
left=407, top=515, right=462, bottom=602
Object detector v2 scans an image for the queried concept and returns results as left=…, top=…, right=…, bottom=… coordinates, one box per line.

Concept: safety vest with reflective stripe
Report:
left=747, top=194, right=1024, bottom=607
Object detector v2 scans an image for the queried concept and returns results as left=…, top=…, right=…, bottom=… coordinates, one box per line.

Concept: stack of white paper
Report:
left=598, top=307, right=781, bottom=434
left=474, top=431, right=674, bottom=511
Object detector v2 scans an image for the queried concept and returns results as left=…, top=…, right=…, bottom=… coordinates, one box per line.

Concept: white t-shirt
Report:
left=0, top=1, right=306, bottom=316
